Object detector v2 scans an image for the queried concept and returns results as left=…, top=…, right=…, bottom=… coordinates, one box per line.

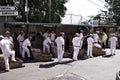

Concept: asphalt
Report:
left=0, top=49, right=120, bottom=80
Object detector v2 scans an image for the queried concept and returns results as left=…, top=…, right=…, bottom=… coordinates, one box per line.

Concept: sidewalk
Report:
left=0, top=49, right=120, bottom=80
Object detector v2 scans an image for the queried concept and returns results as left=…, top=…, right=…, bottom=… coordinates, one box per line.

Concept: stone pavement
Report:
left=0, top=49, right=120, bottom=80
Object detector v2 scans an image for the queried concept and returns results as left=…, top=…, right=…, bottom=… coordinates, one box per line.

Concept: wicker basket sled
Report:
left=0, top=54, right=23, bottom=70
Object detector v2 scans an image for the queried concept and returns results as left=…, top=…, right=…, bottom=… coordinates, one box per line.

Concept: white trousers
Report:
left=22, top=46, right=31, bottom=58
left=3, top=51, right=16, bottom=71
left=43, top=44, right=50, bottom=53
left=80, top=41, right=83, bottom=49
left=73, top=47, right=80, bottom=60
left=87, top=45, right=93, bottom=57
left=110, top=45, right=116, bottom=55
left=57, top=48, right=64, bottom=63
left=19, top=42, right=23, bottom=55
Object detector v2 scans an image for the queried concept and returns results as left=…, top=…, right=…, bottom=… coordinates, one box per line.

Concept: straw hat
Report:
left=5, top=31, right=10, bottom=34
left=75, top=33, right=79, bottom=36
left=0, top=35, right=4, bottom=38
left=112, top=33, right=116, bottom=36
left=89, top=34, right=93, bottom=36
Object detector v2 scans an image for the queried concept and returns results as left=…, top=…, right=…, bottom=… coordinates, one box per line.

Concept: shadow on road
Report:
left=102, top=54, right=113, bottom=58
left=39, top=60, right=74, bottom=68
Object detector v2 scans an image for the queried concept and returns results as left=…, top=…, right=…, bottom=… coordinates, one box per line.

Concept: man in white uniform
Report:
left=55, top=32, right=65, bottom=63
left=17, top=31, right=25, bottom=55
left=4, top=31, right=13, bottom=42
left=43, top=30, right=49, bottom=39
left=22, top=36, right=32, bottom=58
left=72, top=33, right=81, bottom=60
left=79, top=30, right=84, bottom=49
left=43, top=34, right=52, bottom=53
left=0, top=35, right=16, bottom=72
left=50, top=31, right=56, bottom=42
left=87, top=34, right=94, bottom=58
left=93, top=31, right=99, bottom=43
left=109, top=33, right=118, bottom=55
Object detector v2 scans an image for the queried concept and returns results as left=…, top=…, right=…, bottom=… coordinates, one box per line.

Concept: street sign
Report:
left=0, top=10, right=18, bottom=16
left=0, top=6, right=16, bottom=10
left=0, top=6, right=18, bottom=16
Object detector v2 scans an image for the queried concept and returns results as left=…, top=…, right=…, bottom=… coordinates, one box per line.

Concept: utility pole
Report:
left=5, top=0, right=8, bottom=22
left=48, top=0, right=51, bottom=23
left=25, top=0, right=29, bottom=23
left=110, top=0, right=114, bottom=25
left=69, top=12, right=72, bottom=24
left=78, top=14, right=82, bottom=24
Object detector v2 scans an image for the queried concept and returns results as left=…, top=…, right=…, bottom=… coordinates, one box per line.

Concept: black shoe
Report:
left=5, top=70, right=9, bottom=72
left=90, top=56, right=93, bottom=58
left=28, top=57, right=34, bottom=60
left=112, top=53, right=115, bottom=56
left=72, top=59, right=76, bottom=61
left=72, top=59, right=78, bottom=61
left=58, top=62, right=62, bottom=64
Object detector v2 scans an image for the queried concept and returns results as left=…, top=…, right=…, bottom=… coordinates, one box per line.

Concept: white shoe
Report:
left=11, top=60, right=17, bottom=62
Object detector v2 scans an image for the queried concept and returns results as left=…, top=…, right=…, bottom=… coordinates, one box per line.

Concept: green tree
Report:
left=0, top=0, right=68, bottom=23
left=50, top=0, right=68, bottom=23
left=0, top=0, right=14, bottom=6
left=105, top=0, right=120, bottom=25
left=93, top=14, right=101, bottom=20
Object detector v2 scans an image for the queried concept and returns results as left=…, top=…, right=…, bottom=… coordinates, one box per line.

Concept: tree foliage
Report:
left=0, top=0, right=14, bottom=6
left=105, top=0, right=120, bottom=25
left=0, top=0, right=68, bottom=23
left=93, top=14, right=101, bottom=20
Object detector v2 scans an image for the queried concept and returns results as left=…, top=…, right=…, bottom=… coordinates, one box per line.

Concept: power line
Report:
left=65, top=13, right=89, bottom=24
left=98, top=0, right=108, bottom=8
left=87, top=0, right=106, bottom=9
left=66, top=13, right=88, bottom=21
left=98, top=0, right=106, bottom=4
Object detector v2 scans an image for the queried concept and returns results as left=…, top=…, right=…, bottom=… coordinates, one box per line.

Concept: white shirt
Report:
left=55, top=36, right=64, bottom=49
left=79, top=33, right=83, bottom=39
left=4, top=36, right=13, bottom=42
left=72, top=37, right=81, bottom=47
left=94, top=43, right=101, bottom=48
left=0, top=39, right=12, bottom=56
left=43, top=32, right=49, bottom=39
left=17, top=34, right=24, bottom=42
left=87, top=37, right=94, bottom=46
left=22, top=38, right=31, bottom=47
left=50, top=33, right=55, bottom=41
left=109, top=36, right=118, bottom=47
left=43, top=37, right=52, bottom=45
left=93, top=33, right=99, bottom=42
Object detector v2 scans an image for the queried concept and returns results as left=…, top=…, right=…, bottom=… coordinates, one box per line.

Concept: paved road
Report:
left=0, top=49, right=120, bottom=80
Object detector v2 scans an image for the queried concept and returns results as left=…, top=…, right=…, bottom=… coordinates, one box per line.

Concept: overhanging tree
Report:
left=105, top=0, right=120, bottom=25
